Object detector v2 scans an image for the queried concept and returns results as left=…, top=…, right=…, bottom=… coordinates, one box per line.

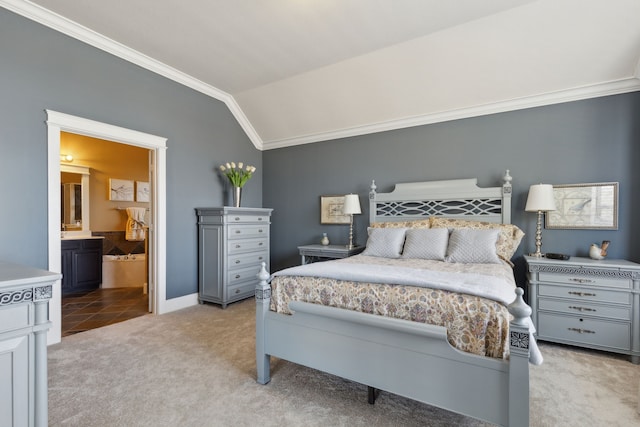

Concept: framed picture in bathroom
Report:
left=109, top=178, right=134, bottom=201
left=136, top=181, right=150, bottom=202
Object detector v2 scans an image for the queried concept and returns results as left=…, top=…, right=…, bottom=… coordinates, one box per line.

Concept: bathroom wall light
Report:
left=60, top=154, right=74, bottom=162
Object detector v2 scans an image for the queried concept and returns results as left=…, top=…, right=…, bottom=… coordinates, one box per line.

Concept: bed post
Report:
left=507, top=287, right=531, bottom=427
left=255, top=262, right=271, bottom=384
left=502, top=170, right=512, bottom=224
left=369, top=179, right=377, bottom=224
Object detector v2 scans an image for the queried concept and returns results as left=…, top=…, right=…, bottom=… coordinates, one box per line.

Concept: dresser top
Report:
left=0, top=260, right=61, bottom=289
left=195, top=207, right=273, bottom=215
left=524, top=255, right=640, bottom=270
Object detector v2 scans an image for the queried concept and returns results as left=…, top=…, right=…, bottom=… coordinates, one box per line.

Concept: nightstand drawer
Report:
left=228, top=238, right=268, bottom=254
left=228, top=224, right=269, bottom=239
left=538, top=312, right=630, bottom=351
left=538, top=298, right=631, bottom=321
left=228, top=251, right=268, bottom=270
left=538, top=284, right=630, bottom=305
left=538, top=272, right=630, bottom=289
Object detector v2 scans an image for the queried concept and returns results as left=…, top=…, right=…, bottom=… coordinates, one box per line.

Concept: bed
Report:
left=255, top=171, right=538, bottom=427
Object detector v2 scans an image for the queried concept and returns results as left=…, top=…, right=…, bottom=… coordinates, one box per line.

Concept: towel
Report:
left=125, top=207, right=147, bottom=241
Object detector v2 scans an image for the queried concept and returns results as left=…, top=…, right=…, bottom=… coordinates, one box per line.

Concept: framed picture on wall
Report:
left=136, top=181, right=150, bottom=202
left=545, top=182, right=618, bottom=229
left=109, top=178, right=134, bottom=201
left=320, top=195, right=350, bottom=224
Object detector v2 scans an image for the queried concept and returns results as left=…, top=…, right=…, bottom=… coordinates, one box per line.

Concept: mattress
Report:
left=270, top=255, right=516, bottom=359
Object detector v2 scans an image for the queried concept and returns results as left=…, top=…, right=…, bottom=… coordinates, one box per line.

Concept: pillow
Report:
left=430, top=217, right=524, bottom=261
left=401, top=228, right=449, bottom=260
left=445, top=228, right=501, bottom=264
left=362, top=228, right=408, bottom=258
left=370, top=219, right=431, bottom=229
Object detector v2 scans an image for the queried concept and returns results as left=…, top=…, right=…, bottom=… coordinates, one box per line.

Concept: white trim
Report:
left=46, top=110, right=171, bottom=345
left=162, top=292, right=200, bottom=313
left=1, top=0, right=264, bottom=151
left=261, top=77, right=640, bottom=150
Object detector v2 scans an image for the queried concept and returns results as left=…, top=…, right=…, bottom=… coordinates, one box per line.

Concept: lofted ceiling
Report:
left=3, top=0, right=640, bottom=150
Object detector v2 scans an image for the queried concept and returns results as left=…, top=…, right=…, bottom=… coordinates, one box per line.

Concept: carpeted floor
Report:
left=48, top=298, right=640, bottom=426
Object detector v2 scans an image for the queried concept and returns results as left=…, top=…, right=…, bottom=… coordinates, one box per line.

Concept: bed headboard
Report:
left=369, top=170, right=512, bottom=225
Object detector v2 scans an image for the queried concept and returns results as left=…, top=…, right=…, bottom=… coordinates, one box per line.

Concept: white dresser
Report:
left=0, top=261, right=60, bottom=427
left=196, top=207, right=272, bottom=308
left=525, top=255, right=640, bottom=364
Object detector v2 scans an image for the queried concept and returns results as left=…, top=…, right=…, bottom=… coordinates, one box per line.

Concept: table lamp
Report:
left=525, top=184, right=556, bottom=257
left=343, top=194, right=361, bottom=249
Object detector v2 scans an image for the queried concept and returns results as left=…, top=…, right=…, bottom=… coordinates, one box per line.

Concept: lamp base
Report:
left=528, top=252, right=544, bottom=257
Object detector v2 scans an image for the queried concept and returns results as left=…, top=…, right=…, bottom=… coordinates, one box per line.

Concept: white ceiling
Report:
left=4, top=0, right=640, bottom=149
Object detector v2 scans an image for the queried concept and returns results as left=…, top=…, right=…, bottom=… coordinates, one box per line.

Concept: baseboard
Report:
left=160, top=292, right=199, bottom=314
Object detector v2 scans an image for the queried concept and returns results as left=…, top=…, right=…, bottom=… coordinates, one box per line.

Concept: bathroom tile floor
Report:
left=61, top=287, right=149, bottom=337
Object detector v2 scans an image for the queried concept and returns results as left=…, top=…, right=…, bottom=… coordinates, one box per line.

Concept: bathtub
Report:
left=101, top=254, right=146, bottom=289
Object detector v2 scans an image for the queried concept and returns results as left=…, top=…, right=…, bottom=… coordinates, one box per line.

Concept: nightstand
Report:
left=525, top=255, right=640, bottom=364
left=298, top=244, right=365, bottom=264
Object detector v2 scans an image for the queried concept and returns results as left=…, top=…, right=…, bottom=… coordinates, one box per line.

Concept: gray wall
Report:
left=264, top=92, right=640, bottom=287
left=0, top=9, right=262, bottom=299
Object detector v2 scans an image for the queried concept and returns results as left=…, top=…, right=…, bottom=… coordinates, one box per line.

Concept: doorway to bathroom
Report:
left=47, top=110, right=168, bottom=345
left=60, top=133, right=152, bottom=336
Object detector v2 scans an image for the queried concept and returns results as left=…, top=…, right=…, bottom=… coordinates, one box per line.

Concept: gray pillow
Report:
left=445, top=228, right=501, bottom=264
left=362, top=228, right=407, bottom=258
left=401, top=228, right=449, bottom=260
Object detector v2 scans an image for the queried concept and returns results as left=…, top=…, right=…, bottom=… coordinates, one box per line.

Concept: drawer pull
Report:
left=258, top=256, right=263, bottom=260
left=235, top=217, right=241, bottom=221
left=235, top=289, right=240, bottom=294
left=568, top=291, right=596, bottom=297
left=235, top=230, right=241, bottom=234
left=259, top=229, right=263, bottom=233
left=235, top=274, right=241, bottom=279
left=568, top=306, right=596, bottom=312
left=235, top=244, right=241, bottom=248
left=567, top=327, right=595, bottom=334
left=235, top=260, right=240, bottom=264
left=258, top=218, right=263, bottom=221
left=259, top=242, right=263, bottom=246
left=569, top=278, right=594, bottom=284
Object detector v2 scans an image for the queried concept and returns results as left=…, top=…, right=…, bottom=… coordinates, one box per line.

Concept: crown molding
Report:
left=4, top=0, right=639, bottom=152
left=0, top=0, right=265, bottom=150
left=261, top=77, right=640, bottom=150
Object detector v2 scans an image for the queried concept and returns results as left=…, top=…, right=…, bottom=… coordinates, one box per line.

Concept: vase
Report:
left=321, top=233, right=330, bottom=246
left=233, top=186, right=242, bottom=208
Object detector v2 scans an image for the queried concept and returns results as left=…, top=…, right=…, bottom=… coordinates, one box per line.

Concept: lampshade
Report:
left=343, top=194, right=361, bottom=215
left=525, top=184, right=556, bottom=212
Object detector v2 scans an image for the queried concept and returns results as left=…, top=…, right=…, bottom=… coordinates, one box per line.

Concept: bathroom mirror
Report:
left=60, top=164, right=90, bottom=233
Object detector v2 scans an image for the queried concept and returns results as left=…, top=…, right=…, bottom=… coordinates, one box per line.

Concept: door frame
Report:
left=46, top=110, right=167, bottom=345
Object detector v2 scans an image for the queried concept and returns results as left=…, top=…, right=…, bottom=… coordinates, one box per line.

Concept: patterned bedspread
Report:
left=270, top=255, right=516, bottom=359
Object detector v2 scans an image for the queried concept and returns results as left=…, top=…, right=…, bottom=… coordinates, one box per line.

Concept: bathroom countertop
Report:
left=60, top=235, right=105, bottom=240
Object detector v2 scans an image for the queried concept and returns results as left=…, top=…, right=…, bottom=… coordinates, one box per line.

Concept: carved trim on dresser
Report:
left=0, top=285, right=54, bottom=306
left=528, top=263, right=637, bottom=280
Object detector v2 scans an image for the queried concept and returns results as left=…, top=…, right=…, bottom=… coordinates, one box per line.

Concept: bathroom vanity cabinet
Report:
left=0, top=260, right=60, bottom=427
left=196, top=207, right=272, bottom=308
left=61, top=238, right=103, bottom=295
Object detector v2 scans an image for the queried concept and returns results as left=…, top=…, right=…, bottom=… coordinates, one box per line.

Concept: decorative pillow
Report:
left=430, top=217, right=524, bottom=261
left=445, top=228, right=501, bottom=264
left=370, top=219, right=431, bottom=229
left=401, top=228, right=449, bottom=260
left=362, top=228, right=408, bottom=258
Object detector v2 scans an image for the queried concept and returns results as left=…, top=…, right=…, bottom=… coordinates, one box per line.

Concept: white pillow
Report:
left=445, top=228, right=501, bottom=264
left=362, top=228, right=407, bottom=258
left=401, top=228, right=449, bottom=260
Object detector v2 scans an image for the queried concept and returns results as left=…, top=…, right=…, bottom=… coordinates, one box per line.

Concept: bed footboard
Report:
left=255, top=263, right=532, bottom=427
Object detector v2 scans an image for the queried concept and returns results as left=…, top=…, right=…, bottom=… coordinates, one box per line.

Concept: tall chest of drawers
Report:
left=525, top=255, right=640, bottom=364
left=196, top=207, right=272, bottom=308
